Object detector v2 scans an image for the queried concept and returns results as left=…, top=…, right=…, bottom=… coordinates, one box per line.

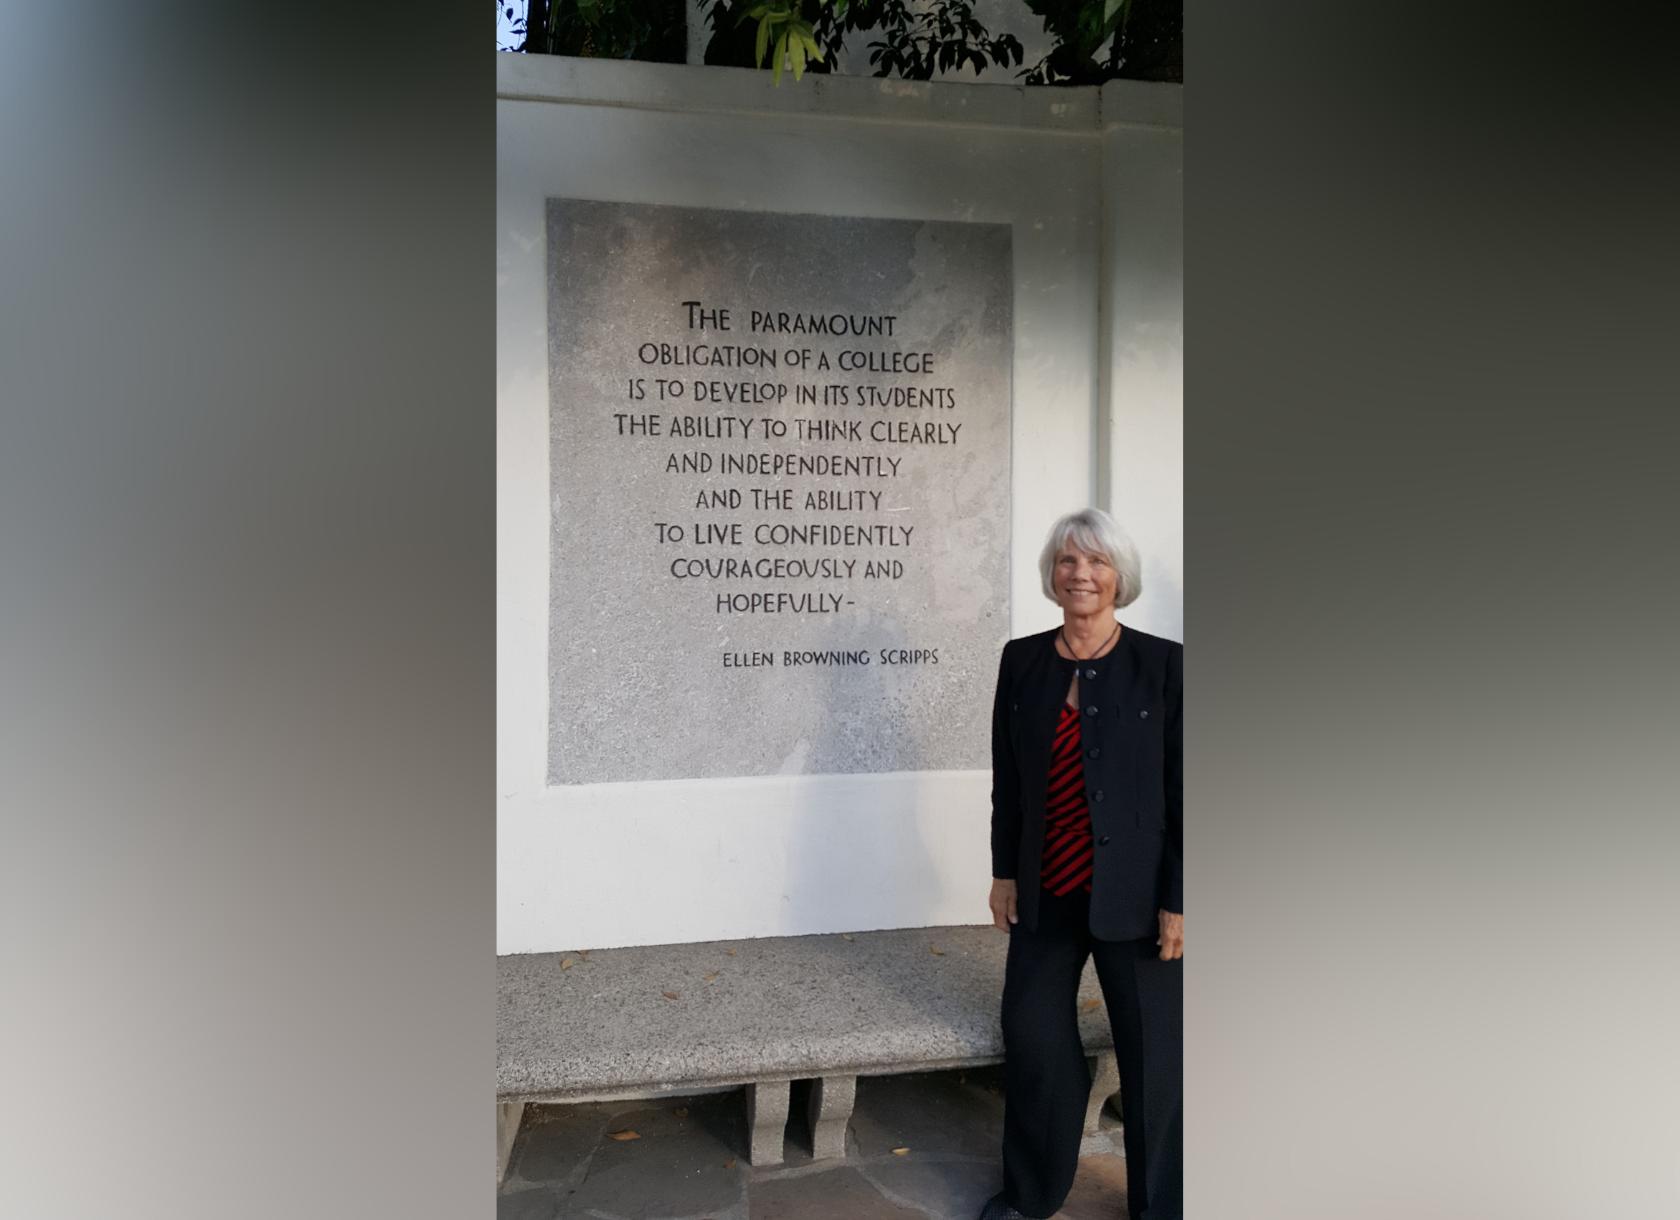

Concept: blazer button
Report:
left=1092, top=790, right=1105, bottom=802
left=1139, top=709, right=1150, bottom=719
left=1087, top=747, right=1100, bottom=760
left=1097, top=835, right=1111, bottom=846
left=1083, top=668, right=1097, bottom=679
left=1084, top=705, right=1098, bottom=716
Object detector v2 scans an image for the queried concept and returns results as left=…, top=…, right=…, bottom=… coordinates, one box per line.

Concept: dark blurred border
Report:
left=1188, top=2, right=1680, bottom=1216
left=1, top=5, right=494, bottom=1219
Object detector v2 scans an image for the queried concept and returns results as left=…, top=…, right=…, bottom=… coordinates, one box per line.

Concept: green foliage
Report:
left=510, top=0, right=686, bottom=63
left=508, top=0, right=1180, bottom=86
left=735, top=2, right=827, bottom=82
left=1019, top=0, right=1180, bottom=84
left=1013, top=0, right=1129, bottom=84
left=861, top=0, right=1024, bottom=80
left=705, top=0, right=1023, bottom=83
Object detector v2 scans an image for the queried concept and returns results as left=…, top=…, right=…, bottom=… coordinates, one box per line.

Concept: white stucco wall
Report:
left=1100, top=81, right=1183, bottom=642
left=497, top=56, right=1180, bottom=952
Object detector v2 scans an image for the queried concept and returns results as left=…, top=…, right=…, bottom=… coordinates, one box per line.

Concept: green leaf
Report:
left=798, top=28, right=824, bottom=61
left=773, top=29, right=787, bottom=84
left=1101, top=0, right=1132, bottom=42
left=790, top=31, right=806, bottom=79
left=755, top=15, right=771, bottom=65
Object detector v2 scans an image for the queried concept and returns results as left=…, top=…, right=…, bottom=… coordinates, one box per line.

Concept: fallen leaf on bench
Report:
left=891, top=1146, right=910, bottom=1156
left=662, top=991, right=680, bottom=1001
left=1081, top=998, right=1102, bottom=1011
left=576, top=950, right=590, bottom=959
left=560, top=957, right=576, bottom=970
left=673, top=1107, right=688, bottom=1118
left=702, top=971, right=719, bottom=983
left=842, top=933, right=855, bottom=941
left=607, top=1129, right=640, bottom=1141
left=929, top=946, right=945, bottom=956
left=726, top=948, right=737, bottom=956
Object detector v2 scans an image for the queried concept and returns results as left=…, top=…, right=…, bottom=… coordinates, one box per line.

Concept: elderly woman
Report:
left=979, top=508, right=1182, bottom=1220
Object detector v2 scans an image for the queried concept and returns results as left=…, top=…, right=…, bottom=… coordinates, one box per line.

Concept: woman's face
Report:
left=1054, top=545, right=1119, bottom=614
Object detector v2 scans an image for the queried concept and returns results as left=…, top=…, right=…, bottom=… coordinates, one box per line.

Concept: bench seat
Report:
left=496, top=924, right=1119, bottom=1177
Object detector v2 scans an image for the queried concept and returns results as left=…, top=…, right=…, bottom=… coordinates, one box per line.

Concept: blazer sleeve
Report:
left=1159, top=640, right=1184, bottom=913
left=990, top=641, right=1022, bottom=880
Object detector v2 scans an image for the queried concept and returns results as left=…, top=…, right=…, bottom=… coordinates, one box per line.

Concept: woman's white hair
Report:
left=1038, top=508, right=1143, bottom=610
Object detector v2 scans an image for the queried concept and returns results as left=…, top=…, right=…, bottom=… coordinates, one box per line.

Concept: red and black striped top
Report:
left=1041, top=702, right=1095, bottom=895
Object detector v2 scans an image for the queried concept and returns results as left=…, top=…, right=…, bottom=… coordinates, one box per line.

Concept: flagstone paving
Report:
left=498, top=1065, right=1128, bottom=1219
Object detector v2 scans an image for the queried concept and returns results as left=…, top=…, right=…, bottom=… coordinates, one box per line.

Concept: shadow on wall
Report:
left=780, top=616, right=944, bottom=940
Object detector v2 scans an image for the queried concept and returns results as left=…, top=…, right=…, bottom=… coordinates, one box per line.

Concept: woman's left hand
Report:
left=1156, top=909, right=1184, bottom=960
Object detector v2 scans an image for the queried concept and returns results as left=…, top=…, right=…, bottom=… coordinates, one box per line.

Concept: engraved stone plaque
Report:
left=547, top=199, right=1011, bottom=784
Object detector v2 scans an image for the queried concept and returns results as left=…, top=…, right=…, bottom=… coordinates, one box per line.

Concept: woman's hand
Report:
left=989, top=878, right=1019, bottom=931
left=1157, top=909, right=1184, bottom=960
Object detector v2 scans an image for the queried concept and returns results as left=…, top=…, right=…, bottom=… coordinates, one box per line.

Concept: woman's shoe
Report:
left=977, top=1194, right=1034, bottom=1220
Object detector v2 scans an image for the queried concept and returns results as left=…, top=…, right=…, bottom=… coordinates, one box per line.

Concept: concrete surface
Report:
left=498, top=1065, right=1128, bottom=1219
left=806, top=1074, right=856, bottom=1160
left=498, top=926, right=1112, bottom=1100
left=544, top=198, right=1013, bottom=785
left=501, top=1101, right=528, bottom=1185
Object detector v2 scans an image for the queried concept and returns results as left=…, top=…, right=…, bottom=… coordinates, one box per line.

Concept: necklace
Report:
left=1060, top=621, right=1119, bottom=661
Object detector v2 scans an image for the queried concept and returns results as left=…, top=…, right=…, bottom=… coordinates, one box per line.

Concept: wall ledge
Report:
left=499, top=54, right=1178, bottom=135
left=1100, top=79, right=1182, bottom=133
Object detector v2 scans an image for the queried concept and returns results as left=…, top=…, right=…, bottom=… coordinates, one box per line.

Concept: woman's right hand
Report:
left=988, top=878, right=1019, bottom=931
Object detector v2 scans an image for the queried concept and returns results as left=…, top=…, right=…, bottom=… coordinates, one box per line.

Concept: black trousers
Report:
left=1000, top=887, right=1183, bottom=1220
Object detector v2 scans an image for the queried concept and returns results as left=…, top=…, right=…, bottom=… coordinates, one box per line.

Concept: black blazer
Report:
left=991, top=623, right=1183, bottom=941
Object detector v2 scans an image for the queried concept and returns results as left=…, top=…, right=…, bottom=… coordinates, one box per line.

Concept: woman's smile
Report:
left=1054, top=548, right=1118, bottom=611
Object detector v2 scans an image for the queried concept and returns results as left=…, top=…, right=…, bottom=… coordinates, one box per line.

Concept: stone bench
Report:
left=496, top=924, right=1120, bottom=1181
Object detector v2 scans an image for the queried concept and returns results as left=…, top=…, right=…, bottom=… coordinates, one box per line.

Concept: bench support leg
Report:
left=1084, top=1051, right=1120, bottom=1136
left=496, top=1101, right=525, bottom=1187
left=745, top=1080, right=790, bottom=1166
left=806, top=1074, right=857, bottom=1160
